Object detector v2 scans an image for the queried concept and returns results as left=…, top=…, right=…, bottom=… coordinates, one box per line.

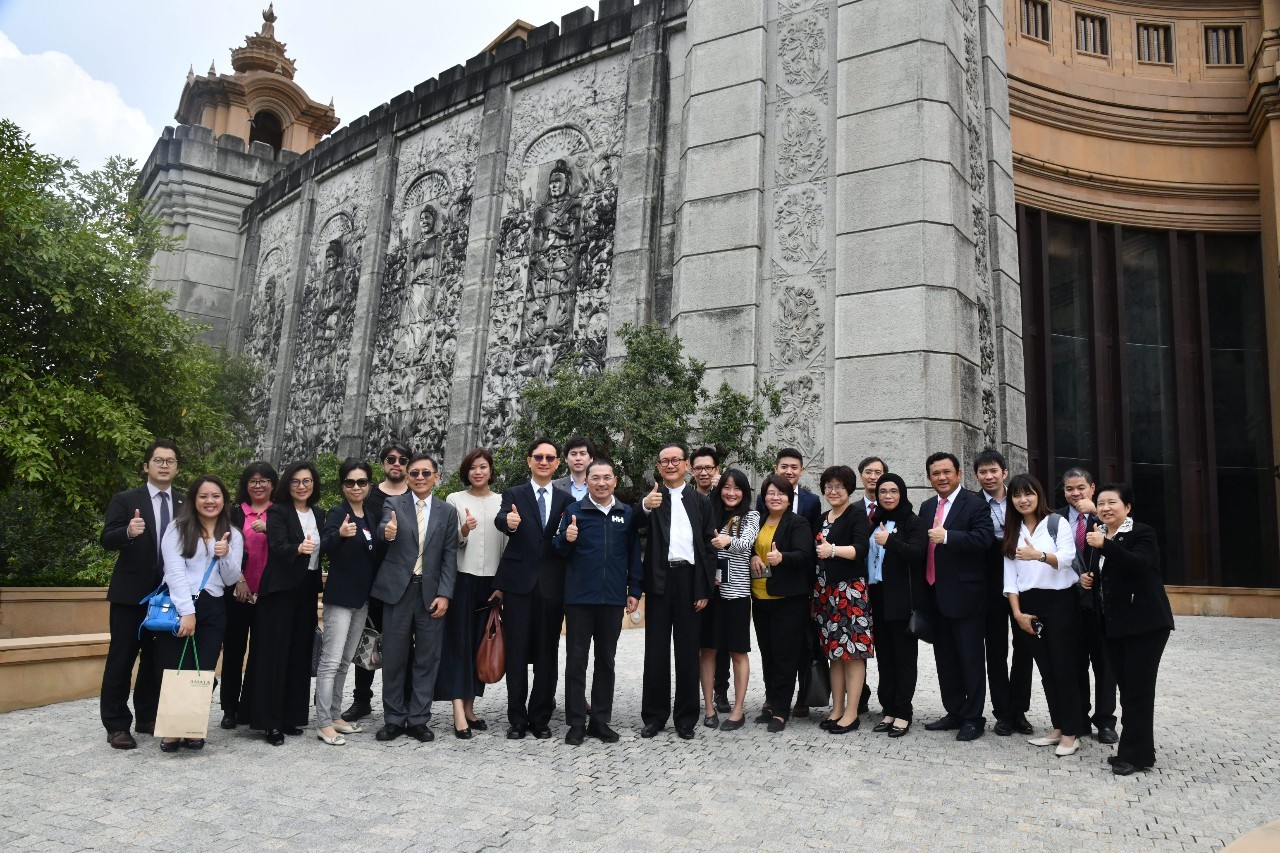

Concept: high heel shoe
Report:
left=454, top=725, right=473, bottom=740
left=466, top=717, right=488, bottom=732
left=317, top=730, right=346, bottom=746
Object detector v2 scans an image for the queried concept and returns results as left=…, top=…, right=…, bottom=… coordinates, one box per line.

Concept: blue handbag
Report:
left=139, top=557, right=218, bottom=637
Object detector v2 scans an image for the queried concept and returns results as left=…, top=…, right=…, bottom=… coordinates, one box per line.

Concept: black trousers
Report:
left=752, top=596, right=809, bottom=720
left=247, top=582, right=316, bottom=732
left=219, top=595, right=253, bottom=715
left=641, top=565, right=704, bottom=730
left=1020, top=587, right=1083, bottom=736
left=985, top=592, right=1034, bottom=721
left=564, top=604, right=623, bottom=728
left=1077, top=605, right=1117, bottom=729
left=502, top=582, right=563, bottom=728
left=1107, top=627, right=1170, bottom=768
left=871, top=599, right=918, bottom=721
left=155, top=592, right=227, bottom=680
left=933, top=606, right=987, bottom=725
left=100, top=601, right=161, bottom=732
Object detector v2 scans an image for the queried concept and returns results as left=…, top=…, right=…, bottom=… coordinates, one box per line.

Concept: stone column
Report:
left=671, top=0, right=768, bottom=394
left=226, top=217, right=262, bottom=354
left=446, top=87, right=513, bottom=464
left=337, top=134, right=399, bottom=458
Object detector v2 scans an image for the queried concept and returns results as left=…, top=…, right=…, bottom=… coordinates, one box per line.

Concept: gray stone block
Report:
left=678, top=190, right=763, bottom=256
left=672, top=247, right=759, bottom=312
left=683, top=136, right=764, bottom=201
left=687, top=29, right=765, bottom=96
left=685, top=83, right=765, bottom=149
left=687, top=0, right=765, bottom=44
left=672, top=305, right=758, bottom=368
left=836, top=40, right=964, bottom=118
left=835, top=160, right=970, bottom=235
left=836, top=98, right=964, bottom=177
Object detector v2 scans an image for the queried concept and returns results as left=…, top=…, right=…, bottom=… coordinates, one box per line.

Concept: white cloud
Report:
left=0, top=30, right=156, bottom=170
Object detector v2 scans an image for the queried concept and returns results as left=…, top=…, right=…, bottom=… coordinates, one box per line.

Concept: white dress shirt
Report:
left=1003, top=516, right=1078, bottom=595
left=666, top=483, right=696, bottom=564
left=160, top=525, right=245, bottom=617
left=297, top=508, right=321, bottom=573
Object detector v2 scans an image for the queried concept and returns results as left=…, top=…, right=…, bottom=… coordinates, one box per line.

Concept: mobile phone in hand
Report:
left=1031, top=618, right=1044, bottom=638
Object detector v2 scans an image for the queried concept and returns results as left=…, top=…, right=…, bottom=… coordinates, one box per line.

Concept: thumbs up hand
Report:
left=1085, top=527, right=1105, bottom=550
left=214, top=531, right=231, bottom=558
left=462, top=508, right=477, bottom=534
left=298, top=533, right=315, bottom=556
left=340, top=514, right=357, bottom=538
left=385, top=510, right=398, bottom=540
left=873, top=523, right=890, bottom=547
left=506, top=503, right=521, bottom=532
left=565, top=514, right=579, bottom=543
left=1015, top=536, right=1041, bottom=562
left=766, top=539, right=782, bottom=567
left=927, top=519, right=946, bottom=545
left=127, top=509, right=146, bottom=539
left=816, top=532, right=835, bottom=560
left=642, top=481, right=663, bottom=510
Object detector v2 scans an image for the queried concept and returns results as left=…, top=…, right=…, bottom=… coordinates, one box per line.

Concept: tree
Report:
left=507, top=324, right=781, bottom=498
left=0, top=119, right=257, bottom=514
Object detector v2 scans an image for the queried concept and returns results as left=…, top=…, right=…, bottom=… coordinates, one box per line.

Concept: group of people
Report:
left=98, top=437, right=1174, bottom=776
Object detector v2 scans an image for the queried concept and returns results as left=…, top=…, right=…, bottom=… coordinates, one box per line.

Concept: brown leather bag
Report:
left=476, top=606, right=505, bottom=683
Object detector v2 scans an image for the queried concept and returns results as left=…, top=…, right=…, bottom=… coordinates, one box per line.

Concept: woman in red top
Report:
left=221, top=461, right=277, bottom=730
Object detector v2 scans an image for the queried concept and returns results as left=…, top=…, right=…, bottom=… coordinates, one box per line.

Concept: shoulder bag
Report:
left=139, top=557, right=218, bottom=637
left=476, top=605, right=505, bottom=683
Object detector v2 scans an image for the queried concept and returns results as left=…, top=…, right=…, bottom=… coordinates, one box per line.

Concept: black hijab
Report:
left=870, top=473, right=914, bottom=526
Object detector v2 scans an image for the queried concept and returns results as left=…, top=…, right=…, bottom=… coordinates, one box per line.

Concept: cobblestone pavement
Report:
left=0, top=615, right=1276, bottom=851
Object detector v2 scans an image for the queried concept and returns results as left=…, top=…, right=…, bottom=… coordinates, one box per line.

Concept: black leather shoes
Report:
left=640, top=723, right=664, bottom=738
left=1111, top=760, right=1143, bottom=776
left=924, top=714, right=961, bottom=731
left=993, top=719, right=1014, bottom=736
left=507, top=725, right=528, bottom=740
left=1012, top=715, right=1035, bottom=735
left=754, top=710, right=773, bottom=724
left=134, top=721, right=155, bottom=736
left=1097, top=726, right=1119, bottom=744
left=467, top=718, right=488, bottom=732
left=956, top=722, right=985, bottom=741
left=829, top=718, right=860, bottom=734
left=342, top=702, right=373, bottom=721
left=220, top=712, right=238, bottom=730
left=454, top=725, right=473, bottom=740
left=676, top=726, right=695, bottom=740
left=719, top=716, right=745, bottom=732
left=872, top=720, right=893, bottom=733
left=888, top=722, right=911, bottom=738
left=375, top=724, right=404, bottom=742
left=714, top=692, right=731, bottom=714
left=587, top=722, right=620, bottom=743
left=703, top=713, right=719, bottom=729
left=159, top=739, right=181, bottom=753
left=406, top=724, right=434, bottom=742
left=819, top=719, right=838, bottom=732
left=265, top=729, right=285, bottom=746
left=766, top=717, right=786, bottom=733
left=565, top=726, right=585, bottom=746
left=182, top=738, right=205, bottom=750
left=530, top=723, right=553, bottom=740
left=108, top=730, right=137, bottom=750
left=283, top=726, right=304, bottom=736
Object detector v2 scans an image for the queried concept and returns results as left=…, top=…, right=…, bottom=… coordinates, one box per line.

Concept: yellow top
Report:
left=752, top=522, right=782, bottom=600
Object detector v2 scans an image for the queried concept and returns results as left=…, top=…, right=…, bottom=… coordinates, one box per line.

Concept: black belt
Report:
left=668, top=560, right=692, bottom=568
left=409, top=575, right=422, bottom=583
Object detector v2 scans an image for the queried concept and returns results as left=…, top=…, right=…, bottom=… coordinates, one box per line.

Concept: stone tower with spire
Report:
left=138, top=5, right=339, bottom=344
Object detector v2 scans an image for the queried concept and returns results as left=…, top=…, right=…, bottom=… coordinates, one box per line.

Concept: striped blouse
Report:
left=715, top=510, right=760, bottom=600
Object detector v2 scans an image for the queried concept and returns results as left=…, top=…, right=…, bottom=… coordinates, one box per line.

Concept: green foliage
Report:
left=509, top=324, right=782, bottom=500
left=0, top=485, right=112, bottom=587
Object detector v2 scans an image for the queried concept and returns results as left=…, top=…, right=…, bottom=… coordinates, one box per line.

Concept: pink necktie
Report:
left=926, top=496, right=947, bottom=585
left=1075, top=513, right=1087, bottom=554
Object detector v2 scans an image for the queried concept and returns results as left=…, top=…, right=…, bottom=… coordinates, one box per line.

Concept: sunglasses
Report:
left=342, top=478, right=370, bottom=489
left=383, top=454, right=408, bottom=465
left=407, top=469, right=435, bottom=479
left=530, top=454, right=558, bottom=463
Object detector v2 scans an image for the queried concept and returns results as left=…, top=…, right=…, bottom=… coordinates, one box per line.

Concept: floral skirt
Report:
left=814, top=576, right=874, bottom=661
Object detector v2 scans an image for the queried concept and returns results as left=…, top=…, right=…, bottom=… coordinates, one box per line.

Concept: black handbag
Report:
left=904, top=563, right=934, bottom=644
left=803, top=656, right=832, bottom=707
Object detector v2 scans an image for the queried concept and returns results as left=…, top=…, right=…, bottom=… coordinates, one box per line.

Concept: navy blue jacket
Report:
left=552, top=498, right=644, bottom=606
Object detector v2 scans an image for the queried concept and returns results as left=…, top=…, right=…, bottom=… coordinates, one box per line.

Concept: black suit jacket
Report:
left=817, top=507, right=870, bottom=586
left=1097, top=521, right=1175, bottom=638
left=918, top=488, right=995, bottom=619
left=760, top=512, right=817, bottom=598
left=493, top=481, right=573, bottom=601
left=101, top=484, right=185, bottom=604
left=757, top=486, right=822, bottom=534
left=1056, top=505, right=1100, bottom=608
left=260, top=503, right=325, bottom=597
left=637, top=485, right=717, bottom=600
left=874, top=511, right=928, bottom=622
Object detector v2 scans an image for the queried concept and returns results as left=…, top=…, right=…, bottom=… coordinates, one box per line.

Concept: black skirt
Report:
left=700, top=595, right=751, bottom=654
left=434, top=572, right=493, bottom=701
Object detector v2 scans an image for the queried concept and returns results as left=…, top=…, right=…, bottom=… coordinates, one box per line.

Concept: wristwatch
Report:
left=1037, top=551, right=1048, bottom=563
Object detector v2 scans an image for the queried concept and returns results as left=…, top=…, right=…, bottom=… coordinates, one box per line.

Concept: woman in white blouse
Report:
left=158, top=475, right=248, bottom=752
left=437, top=448, right=506, bottom=739
left=1001, top=473, right=1080, bottom=758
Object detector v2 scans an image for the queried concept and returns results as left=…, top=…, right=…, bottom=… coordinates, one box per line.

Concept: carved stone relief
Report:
left=242, top=201, right=298, bottom=450
left=479, top=55, right=627, bottom=446
left=365, top=110, right=479, bottom=463
left=281, top=157, right=374, bottom=459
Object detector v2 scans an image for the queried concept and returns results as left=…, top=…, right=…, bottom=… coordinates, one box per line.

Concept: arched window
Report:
left=249, top=110, right=284, bottom=153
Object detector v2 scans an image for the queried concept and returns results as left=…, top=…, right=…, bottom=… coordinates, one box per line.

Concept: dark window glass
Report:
left=1047, top=217, right=1093, bottom=481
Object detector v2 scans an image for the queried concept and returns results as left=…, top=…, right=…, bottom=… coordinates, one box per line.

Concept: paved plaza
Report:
left=0, top=614, right=1276, bottom=851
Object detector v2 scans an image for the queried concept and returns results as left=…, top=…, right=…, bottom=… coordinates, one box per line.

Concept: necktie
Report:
left=157, top=492, right=170, bottom=563
left=867, top=501, right=876, bottom=521
left=1075, top=512, right=1087, bottom=554
left=537, top=487, right=548, bottom=530
left=413, top=498, right=426, bottom=576
left=926, top=496, right=947, bottom=585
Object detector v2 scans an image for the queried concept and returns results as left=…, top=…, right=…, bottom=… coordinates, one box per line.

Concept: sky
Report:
left=0, top=0, right=586, bottom=170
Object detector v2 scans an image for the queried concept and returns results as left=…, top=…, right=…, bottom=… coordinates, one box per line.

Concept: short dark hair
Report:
left=1096, top=482, right=1134, bottom=507
left=819, top=465, right=858, bottom=495
left=658, top=442, right=687, bottom=460
left=760, top=474, right=795, bottom=504
left=776, top=447, right=803, bottom=465
left=690, top=446, right=720, bottom=467
left=1062, top=467, right=1094, bottom=486
left=379, top=442, right=412, bottom=462
left=458, top=447, right=495, bottom=485
left=143, top=439, right=179, bottom=468
left=563, top=435, right=596, bottom=457
left=339, top=457, right=373, bottom=483
left=273, top=461, right=321, bottom=506
left=973, top=448, right=1009, bottom=474
left=857, top=456, right=887, bottom=475
left=234, top=461, right=279, bottom=506
left=925, top=451, right=961, bottom=475
left=407, top=453, right=438, bottom=474
left=586, top=457, right=615, bottom=477
left=526, top=436, right=560, bottom=458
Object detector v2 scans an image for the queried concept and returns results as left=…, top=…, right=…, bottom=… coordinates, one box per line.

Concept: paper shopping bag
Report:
left=154, top=638, right=214, bottom=738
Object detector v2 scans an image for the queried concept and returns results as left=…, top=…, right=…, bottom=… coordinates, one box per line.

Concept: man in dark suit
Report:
left=1060, top=467, right=1118, bottom=744
left=973, top=449, right=1035, bottom=737
left=638, top=443, right=717, bottom=739
left=373, top=454, right=458, bottom=743
left=920, top=451, right=995, bottom=741
left=99, top=439, right=184, bottom=750
left=492, top=437, right=574, bottom=739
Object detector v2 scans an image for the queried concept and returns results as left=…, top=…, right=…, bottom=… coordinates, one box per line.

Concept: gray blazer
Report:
left=552, top=474, right=586, bottom=497
left=373, top=491, right=458, bottom=607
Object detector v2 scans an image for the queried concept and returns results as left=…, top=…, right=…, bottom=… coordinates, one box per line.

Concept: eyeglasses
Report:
left=407, top=469, right=435, bottom=479
left=530, top=454, right=558, bottom=463
left=342, top=478, right=370, bottom=489
left=247, top=478, right=271, bottom=488
left=692, top=465, right=717, bottom=473
left=383, top=454, right=408, bottom=465
left=290, top=478, right=314, bottom=488
left=823, top=484, right=847, bottom=493
left=150, top=458, right=178, bottom=467
left=658, top=457, right=685, bottom=467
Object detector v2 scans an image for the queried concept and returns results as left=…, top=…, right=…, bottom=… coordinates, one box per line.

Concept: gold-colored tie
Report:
left=412, top=499, right=426, bottom=576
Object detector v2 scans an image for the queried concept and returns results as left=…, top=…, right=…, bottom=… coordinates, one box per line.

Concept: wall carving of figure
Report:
left=241, top=201, right=298, bottom=453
